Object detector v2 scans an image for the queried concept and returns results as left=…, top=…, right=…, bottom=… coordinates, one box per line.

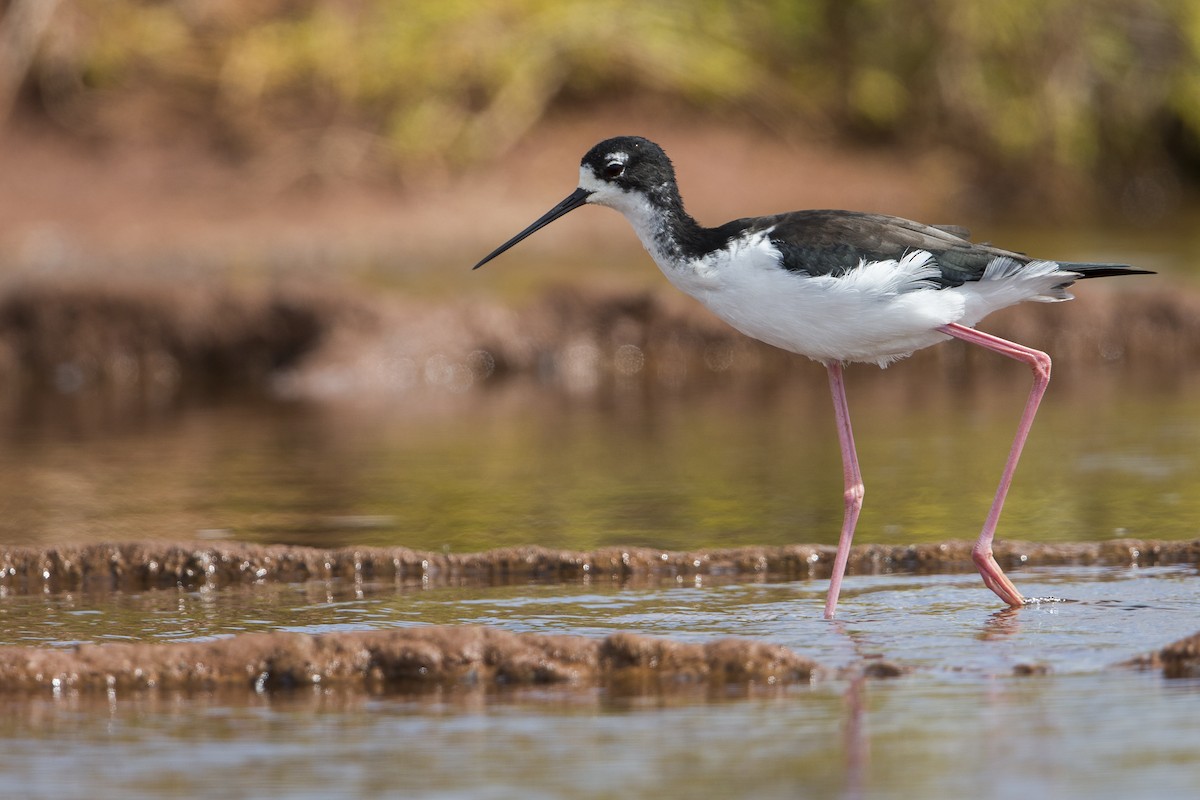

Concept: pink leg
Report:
left=824, top=361, right=864, bottom=619
left=937, top=322, right=1050, bottom=608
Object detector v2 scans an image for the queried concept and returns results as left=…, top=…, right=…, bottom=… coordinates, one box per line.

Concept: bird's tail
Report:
left=1062, top=262, right=1156, bottom=279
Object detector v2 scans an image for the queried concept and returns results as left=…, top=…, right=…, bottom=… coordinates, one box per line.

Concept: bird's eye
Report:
left=603, top=161, right=625, bottom=179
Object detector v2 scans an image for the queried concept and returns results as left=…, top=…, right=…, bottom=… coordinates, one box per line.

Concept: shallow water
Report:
left=0, top=367, right=1197, bottom=552
left=1, top=670, right=1198, bottom=800
left=2, top=565, right=1197, bottom=668
left=1, top=565, right=1198, bottom=799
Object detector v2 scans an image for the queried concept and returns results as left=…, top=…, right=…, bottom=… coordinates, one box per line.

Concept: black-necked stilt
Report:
left=473, top=135, right=1153, bottom=618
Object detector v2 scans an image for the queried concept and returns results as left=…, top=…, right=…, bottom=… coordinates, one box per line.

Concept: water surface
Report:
left=0, top=368, right=1196, bottom=552
left=0, top=564, right=1197, bottom=799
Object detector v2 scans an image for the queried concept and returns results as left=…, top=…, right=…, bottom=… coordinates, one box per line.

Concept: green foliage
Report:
left=29, top=0, right=1200, bottom=190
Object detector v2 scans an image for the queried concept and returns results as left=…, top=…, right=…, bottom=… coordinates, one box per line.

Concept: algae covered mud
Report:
left=0, top=540, right=1198, bottom=690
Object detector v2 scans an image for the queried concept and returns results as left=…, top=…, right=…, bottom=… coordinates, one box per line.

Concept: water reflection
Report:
left=981, top=607, right=1024, bottom=641
left=0, top=366, right=1195, bottom=553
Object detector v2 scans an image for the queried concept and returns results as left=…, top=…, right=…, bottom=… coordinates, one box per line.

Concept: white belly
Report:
left=646, top=233, right=1069, bottom=367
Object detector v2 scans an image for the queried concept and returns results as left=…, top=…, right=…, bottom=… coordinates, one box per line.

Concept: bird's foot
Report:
left=972, top=546, right=1025, bottom=607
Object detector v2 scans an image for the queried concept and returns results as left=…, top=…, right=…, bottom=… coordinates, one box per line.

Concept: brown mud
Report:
left=0, top=626, right=818, bottom=694
left=2, top=538, right=1196, bottom=594
left=0, top=539, right=1194, bottom=694
left=0, top=614, right=1194, bottom=697
left=1126, top=631, right=1200, bottom=679
left=0, top=281, right=354, bottom=396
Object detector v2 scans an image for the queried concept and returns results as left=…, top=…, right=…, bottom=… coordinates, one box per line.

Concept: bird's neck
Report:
left=611, top=188, right=709, bottom=271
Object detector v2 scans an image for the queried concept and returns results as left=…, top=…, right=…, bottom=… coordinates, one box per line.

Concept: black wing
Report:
left=724, top=210, right=1025, bottom=287
left=707, top=209, right=1149, bottom=287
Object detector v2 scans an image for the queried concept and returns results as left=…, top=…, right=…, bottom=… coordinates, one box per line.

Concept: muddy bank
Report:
left=0, top=282, right=360, bottom=398
left=0, top=626, right=817, bottom=694
left=1127, top=631, right=1200, bottom=679
left=0, top=280, right=1195, bottom=406
left=3, top=538, right=1196, bottom=594
left=0, top=619, right=1195, bottom=697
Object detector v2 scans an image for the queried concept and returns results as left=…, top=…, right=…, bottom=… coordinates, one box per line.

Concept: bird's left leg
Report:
left=937, top=323, right=1049, bottom=608
left=824, top=361, right=864, bottom=619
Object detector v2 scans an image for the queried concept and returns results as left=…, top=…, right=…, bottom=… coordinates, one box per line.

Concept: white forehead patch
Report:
left=578, top=164, right=605, bottom=193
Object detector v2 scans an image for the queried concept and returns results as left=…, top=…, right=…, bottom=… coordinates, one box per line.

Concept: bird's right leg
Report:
left=937, top=323, right=1043, bottom=608
left=824, top=361, right=864, bottom=619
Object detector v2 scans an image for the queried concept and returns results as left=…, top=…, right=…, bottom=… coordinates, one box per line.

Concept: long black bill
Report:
left=472, top=187, right=592, bottom=270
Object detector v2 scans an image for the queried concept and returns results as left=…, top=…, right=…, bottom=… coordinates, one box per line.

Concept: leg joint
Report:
left=1034, top=351, right=1051, bottom=381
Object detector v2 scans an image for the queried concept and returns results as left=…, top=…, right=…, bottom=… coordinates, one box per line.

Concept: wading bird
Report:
left=473, top=136, right=1151, bottom=618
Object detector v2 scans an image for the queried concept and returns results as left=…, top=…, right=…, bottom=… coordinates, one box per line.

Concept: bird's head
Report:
left=472, top=136, right=676, bottom=270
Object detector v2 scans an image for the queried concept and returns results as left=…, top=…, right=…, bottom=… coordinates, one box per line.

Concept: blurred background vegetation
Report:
left=3, top=0, right=1200, bottom=210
